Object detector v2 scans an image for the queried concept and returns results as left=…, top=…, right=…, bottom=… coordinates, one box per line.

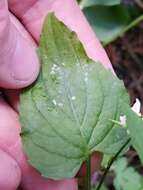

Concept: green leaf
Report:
left=101, top=154, right=112, bottom=168
left=20, top=13, right=129, bottom=180
left=83, top=5, right=131, bottom=45
left=80, top=0, right=121, bottom=9
left=113, top=157, right=143, bottom=190
left=92, top=183, right=108, bottom=190
left=121, top=105, right=143, bottom=164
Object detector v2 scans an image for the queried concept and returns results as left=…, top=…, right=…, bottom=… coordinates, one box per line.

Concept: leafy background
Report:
left=79, top=0, right=143, bottom=45
left=77, top=0, right=143, bottom=189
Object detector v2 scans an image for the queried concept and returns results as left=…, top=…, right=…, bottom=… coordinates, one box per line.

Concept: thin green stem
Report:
left=123, top=14, right=143, bottom=34
left=103, top=14, right=143, bottom=46
left=96, top=138, right=131, bottom=190
left=86, top=156, right=91, bottom=190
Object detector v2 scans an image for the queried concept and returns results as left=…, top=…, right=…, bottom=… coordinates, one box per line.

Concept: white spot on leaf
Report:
left=50, top=70, right=56, bottom=75
left=58, top=103, right=63, bottom=107
left=119, top=115, right=126, bottom=127
left=71, top=96, right=76, bottom=100
left=84, top=77, right=88, bottom=82
left=127, top=129, right=130, bottom=135
left=52, top=99, right=57, bottom=105
left=61, top=62, right=65, bottom=66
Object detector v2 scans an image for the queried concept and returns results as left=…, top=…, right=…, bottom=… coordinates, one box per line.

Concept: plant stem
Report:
left=86, top=156, right=91, bottom=190
left=96, top=138, right=131, bottom=190
left=103, top=14, right=143, bottom=46
left=123, top=14, right=143, bottom=34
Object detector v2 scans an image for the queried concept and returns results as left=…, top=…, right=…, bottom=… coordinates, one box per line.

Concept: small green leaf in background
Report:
left=80, top=0, right=121, bottom=9
left=122, top=105, right=143, bottom=164
left=92, top=183, right=108, bottom=190
left=80, top=0, right=143, bottom=45
left=101, top=154, right=112, bottom=168
left=83, top=5, right=131, bottom=45
left=20, top=13, right=130, bottom=180
left=113, top=157, right=143, bottom=190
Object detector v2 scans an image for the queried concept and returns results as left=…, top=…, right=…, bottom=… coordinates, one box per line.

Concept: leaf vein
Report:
left=30, top=89, right=82, bottom=150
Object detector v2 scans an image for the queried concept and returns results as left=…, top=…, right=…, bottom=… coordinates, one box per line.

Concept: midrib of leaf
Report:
left=62, top=71, right=82, bottom=126
left=41, top=15, right=121, bottom=153
left=41, top=17, right=93, bottom=151
left=51, top=16, right=89, bottom=132
left=43, top=24, right=83, bottom=126
left=40, top=63, right=88, bottom=152
left=51, top=22, right=113, bottom=152
left=40, top=73, right=76, bottom=123
left=50, top=17, right=111, bottom=149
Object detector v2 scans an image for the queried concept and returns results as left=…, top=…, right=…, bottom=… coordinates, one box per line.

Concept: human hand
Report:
left=0, top=0, right=113, bottom=189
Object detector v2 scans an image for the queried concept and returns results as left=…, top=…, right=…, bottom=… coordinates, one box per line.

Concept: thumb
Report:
left=0, top=0, right=39, bottom=89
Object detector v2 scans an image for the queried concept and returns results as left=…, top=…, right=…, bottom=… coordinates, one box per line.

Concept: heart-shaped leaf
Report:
left=20, top=13, right=129, bottom=180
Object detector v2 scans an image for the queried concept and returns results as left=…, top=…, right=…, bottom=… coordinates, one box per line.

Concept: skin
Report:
left=0, top=0, right=113, bottom=189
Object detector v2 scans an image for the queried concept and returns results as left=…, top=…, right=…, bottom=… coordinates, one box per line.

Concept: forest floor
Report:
left=106, top=22, right=143, bottom=112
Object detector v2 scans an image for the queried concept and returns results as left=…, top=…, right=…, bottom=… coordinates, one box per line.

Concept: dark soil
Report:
left=105, top=22, right=143, bottom=112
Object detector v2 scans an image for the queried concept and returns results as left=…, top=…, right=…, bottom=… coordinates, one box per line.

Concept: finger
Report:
left=0, top=0, right=39, bottom=89
left=0, top=95, right=20, bottom=150
left=8, top=0, right=113, bottom=70
left=0, top=149, right=21, bottom=190
left=0, top=95, right=78, bottom=190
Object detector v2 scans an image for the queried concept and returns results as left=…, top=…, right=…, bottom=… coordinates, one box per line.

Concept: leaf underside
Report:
left=20, top=13, right=131, bottom=180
